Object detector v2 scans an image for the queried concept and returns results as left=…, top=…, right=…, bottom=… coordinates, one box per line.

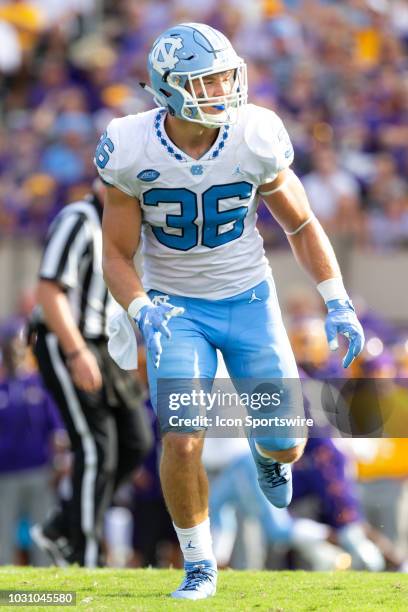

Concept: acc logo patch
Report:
left=137, top=169, right=160, bottom=182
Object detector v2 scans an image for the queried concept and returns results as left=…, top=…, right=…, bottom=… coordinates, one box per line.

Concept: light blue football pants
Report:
left=146, top=279, right=304, bottom=451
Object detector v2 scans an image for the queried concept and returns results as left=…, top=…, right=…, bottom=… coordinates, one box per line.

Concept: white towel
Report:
left=107, top=309, right=138, bottom=370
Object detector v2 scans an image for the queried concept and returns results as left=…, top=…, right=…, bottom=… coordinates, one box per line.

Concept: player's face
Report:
left=186, top=69, right=235, bottom=115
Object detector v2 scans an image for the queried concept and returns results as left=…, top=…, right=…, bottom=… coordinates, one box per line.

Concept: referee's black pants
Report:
left=34, top=327, right=153, bottom=567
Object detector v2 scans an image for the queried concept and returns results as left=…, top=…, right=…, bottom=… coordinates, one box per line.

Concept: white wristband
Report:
left=127, top=296, right=153, bottom=319
left=317, top=278, right=349, bottom=303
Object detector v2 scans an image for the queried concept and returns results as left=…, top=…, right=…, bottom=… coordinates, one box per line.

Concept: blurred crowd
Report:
left=0, top=0, right=407, bottom=248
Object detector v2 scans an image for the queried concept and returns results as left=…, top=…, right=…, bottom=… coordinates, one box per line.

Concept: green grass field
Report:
left=0, top=568, right=407, bottom=611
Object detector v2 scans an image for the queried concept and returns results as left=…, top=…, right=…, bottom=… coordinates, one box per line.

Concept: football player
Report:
left=97, top=23, right=364, bottom=599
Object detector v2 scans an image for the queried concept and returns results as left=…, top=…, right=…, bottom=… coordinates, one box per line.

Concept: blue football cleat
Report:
left=171, top=560, right=217, bottom=600
left=248, top=437, right=292, bottom=508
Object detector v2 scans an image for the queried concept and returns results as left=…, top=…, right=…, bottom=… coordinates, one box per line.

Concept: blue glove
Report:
left=135, top=303, right=184, bottom=369
left=325, top=299, right=365, bottom=368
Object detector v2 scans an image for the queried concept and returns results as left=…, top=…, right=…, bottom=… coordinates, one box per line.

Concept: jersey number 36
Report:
left=143, top=182, right=252, bottom=250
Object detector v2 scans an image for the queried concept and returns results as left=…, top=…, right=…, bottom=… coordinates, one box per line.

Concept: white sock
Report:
left=173, top=517, right=216, bottom=564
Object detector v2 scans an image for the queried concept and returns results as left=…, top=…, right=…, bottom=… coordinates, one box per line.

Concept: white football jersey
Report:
left=95, top=103, right=294, bottom=299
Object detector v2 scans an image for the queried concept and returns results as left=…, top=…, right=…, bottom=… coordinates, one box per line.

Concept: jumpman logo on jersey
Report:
left=186, top=540, right=196, bottom=550
left=249, top=290, right=262, bottom=303
left=152, top=295, right=170, bottom=306
left=233, top=165, right=245, bottom=176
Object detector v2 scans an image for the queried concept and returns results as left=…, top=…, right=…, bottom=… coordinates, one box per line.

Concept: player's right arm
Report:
left=98, top=119, right=184, bottom=367
left=102, top=184, right=184, bottom=368
left=101, top=184, right=146, bottom=309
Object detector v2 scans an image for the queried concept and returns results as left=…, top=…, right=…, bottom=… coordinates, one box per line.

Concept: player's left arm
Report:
left=260, top=168, right=364, bottom=368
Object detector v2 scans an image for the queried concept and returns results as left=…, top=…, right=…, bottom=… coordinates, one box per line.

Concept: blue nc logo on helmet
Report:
left=137, top=169, right=160, bottom=182
left=151, top=37, right=183, bottom=73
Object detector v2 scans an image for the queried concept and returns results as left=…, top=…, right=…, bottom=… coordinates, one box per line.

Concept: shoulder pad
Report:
left=103, top=114, right=146, bottom=171
left=244, top=104, right=294, bottom=166
left=95, top=111, right=154, bottom=197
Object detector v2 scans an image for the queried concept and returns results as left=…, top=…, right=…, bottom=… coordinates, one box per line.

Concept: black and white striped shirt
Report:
left=38, top=195, right=117, bottom=339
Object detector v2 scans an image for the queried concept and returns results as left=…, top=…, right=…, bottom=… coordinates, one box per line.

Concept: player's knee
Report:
left=163, top=432, right=203, bottom=462
left=279, top=446, right=303, bottom=464
left=273, top=443, right=305, bottom=464
left=259, top=442, right=305, bottom=464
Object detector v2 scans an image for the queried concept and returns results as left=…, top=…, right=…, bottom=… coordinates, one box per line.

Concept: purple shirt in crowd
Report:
left=0, top=372, right=64, bottom=473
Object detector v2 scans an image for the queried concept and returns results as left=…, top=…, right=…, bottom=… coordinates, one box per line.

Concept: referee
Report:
left=31, top=179, right=153, bottom=567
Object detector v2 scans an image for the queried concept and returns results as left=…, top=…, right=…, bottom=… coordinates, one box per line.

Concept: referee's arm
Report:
left=37, top=214, right=102, bottom=393
left=37, top=280, right=86, bottom=358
